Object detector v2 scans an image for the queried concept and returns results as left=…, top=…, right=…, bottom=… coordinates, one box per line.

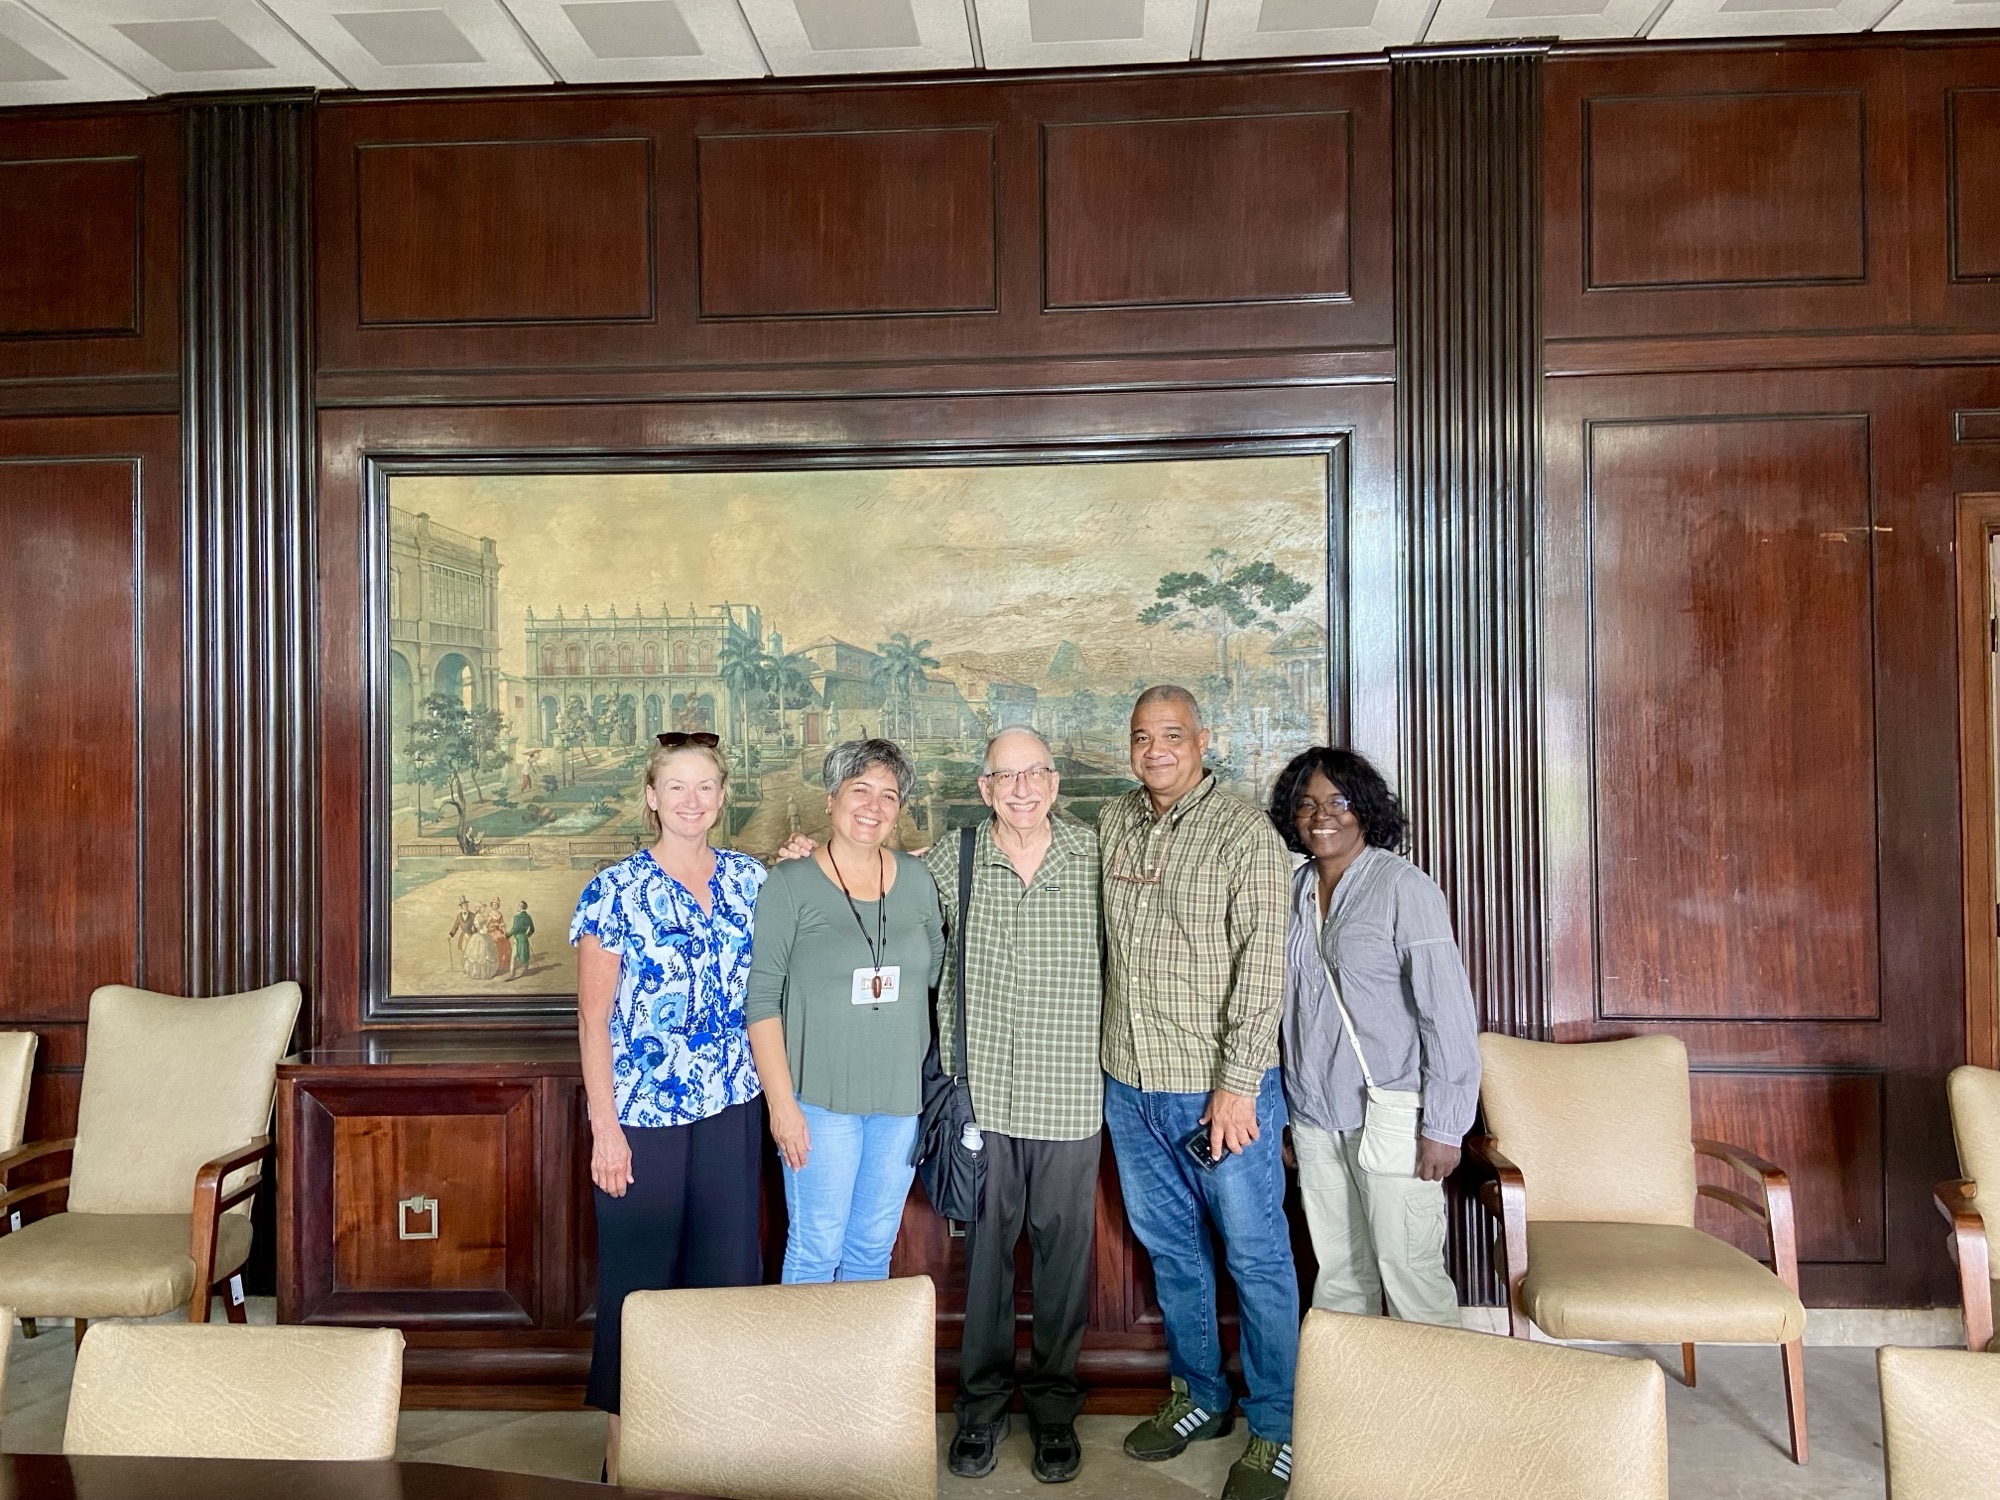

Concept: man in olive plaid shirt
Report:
left=930, top=727, right=1103, bottom=1486
left=1099, top=685, right=1297, bottom=1500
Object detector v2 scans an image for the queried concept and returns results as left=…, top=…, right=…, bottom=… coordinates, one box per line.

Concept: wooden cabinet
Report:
left=277, top=1032, right=1241, bottom=1409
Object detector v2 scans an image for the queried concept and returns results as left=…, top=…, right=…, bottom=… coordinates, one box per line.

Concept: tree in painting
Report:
left=767, top=649, right=819, bottom=745
left=872, top=632, right=940, bottom=740
left=406, top=693, right=509, bottom=854
left=1139, top=549, right=1313, bottom=700
left=717, top=626, right=769, bottom=750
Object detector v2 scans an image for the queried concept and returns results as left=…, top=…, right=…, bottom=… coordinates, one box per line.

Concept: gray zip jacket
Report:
left=1279, top=846, right=1482, bottom=1145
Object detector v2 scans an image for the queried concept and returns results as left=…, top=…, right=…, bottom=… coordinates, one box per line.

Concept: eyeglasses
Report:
left=979, top=766, right=1056, bottom=790
left=656, top=732, right=721, bottom=749
left=1296, top=794, right=1352, bottom=817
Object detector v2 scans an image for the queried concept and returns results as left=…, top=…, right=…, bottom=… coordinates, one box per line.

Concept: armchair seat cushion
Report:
left=1522, top=1222, right=1805, bottom=1345
left=0, top=1212, right=253, bottom=1319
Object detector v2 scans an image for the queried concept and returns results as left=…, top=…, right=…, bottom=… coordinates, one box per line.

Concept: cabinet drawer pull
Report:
left=398, top=1195, right=440, bottom=1241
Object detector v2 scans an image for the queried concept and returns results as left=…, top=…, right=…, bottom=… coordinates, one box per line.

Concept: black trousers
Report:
left=587, top=1098, right=763, bottom=1413
left=956, top=1129, right=1102, bottom=1429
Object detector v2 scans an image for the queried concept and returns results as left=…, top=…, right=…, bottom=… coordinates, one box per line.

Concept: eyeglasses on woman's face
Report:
left=656, top=731, right=720, bottom=749
left=979, top=766, right=1056, bottom=791
left=1295, top=793, right=1352, bottom=819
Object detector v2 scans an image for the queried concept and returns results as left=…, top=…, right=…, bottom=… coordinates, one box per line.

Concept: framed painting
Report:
left=363, top=439, right=1346, bottom=1020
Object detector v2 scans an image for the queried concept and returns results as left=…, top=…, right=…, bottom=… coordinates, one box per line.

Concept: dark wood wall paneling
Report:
left=0, top=106, right=182, bottom=1153
left=312, top=66, right=1393, bottom=406
left=1541, top=40, right=2000, bottom=1301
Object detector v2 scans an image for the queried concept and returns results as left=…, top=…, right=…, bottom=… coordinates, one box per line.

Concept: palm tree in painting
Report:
left=717, top=625, right=771, bottom=751
left=767, top=650, right=819, bottom=746
left=871, top=632, right=938, bottom=741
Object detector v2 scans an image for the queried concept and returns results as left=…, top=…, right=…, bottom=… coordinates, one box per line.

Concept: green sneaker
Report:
left=1122, top=1376, right=1234, bottom=1461
left=1221, top=1435, right=1293, bottom=1500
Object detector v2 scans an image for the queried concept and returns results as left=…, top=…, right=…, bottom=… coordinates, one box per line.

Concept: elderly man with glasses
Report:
left=928, top=726, right=1104, bottom=1486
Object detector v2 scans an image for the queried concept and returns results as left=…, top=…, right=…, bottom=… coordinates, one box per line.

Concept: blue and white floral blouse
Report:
left=569, top=848, right=766, bottom=1128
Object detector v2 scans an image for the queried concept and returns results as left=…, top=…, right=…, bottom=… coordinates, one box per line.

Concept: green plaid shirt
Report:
left=1099, top=773, right=1292, bottom=1097
left=925, top=817, right=1104, bottom=1142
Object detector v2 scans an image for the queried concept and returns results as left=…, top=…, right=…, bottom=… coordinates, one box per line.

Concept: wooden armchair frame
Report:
left=1934, top=1177, right=1992, bottom=1352
left=0, top=1133, right=271, bottom=1337
left=1466, top=1131, right=1808, bottom=1465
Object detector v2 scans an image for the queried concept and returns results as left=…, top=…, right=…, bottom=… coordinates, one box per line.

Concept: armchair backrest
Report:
left=64, top=1323, right=403, bottom=1461
left=67, top=984, right=300, bottom=1216
left=1948, top=1065, right=2000, bottom=1234
left=1879, top=1345, right=2000, bottom=1499
left=1291, top=1308, right=1669, bottom=1500
left=0, top=1032, right=38, bottom=1155
left=1478, top=1033, right=1696, bottom=1225
left=620, top=1277, right=937, bottom=1500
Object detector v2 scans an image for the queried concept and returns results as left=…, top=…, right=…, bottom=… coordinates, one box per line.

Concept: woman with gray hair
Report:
left=747, top=738, right=945, bottom=1282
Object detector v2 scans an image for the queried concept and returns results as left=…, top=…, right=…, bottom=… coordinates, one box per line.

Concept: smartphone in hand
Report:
left=1180, top=1124, right=1221, bottom=1171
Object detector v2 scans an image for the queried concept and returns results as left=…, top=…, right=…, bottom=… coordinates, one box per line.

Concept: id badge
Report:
left=851, top=966, right=901, bottom=1005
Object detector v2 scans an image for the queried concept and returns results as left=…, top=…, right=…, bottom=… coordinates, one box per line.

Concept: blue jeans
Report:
left=1103, top=1068, right=1298, bottom=1443
left=780, top=1102, right=920, bottom=1284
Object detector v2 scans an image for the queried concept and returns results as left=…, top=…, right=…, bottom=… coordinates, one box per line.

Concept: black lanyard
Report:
left=828, top=846, right=887, bottom=974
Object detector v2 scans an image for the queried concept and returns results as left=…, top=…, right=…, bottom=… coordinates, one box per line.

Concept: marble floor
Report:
left=1, top=1301, right=1893, bottom=1498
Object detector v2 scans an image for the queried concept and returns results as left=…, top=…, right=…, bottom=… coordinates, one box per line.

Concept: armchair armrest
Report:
left=1465, top=1135, right=1531, bottom=1339
left=187, top=1137, right=270, bottom=1324
left=0, top=1137, right=76, bottom=1231
left=1935, top=1178, right=1993, bottom=1352
left=1694, top=1138, right=1800, bottom=1296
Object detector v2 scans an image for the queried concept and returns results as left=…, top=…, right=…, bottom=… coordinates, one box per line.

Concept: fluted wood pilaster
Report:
left=183, top=99, right=317, bottom=1012
left=1393, top=46, right=1547, bottom=1299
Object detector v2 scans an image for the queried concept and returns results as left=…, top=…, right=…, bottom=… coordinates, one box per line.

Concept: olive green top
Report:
left=745, top=850, right=945, bottom=1117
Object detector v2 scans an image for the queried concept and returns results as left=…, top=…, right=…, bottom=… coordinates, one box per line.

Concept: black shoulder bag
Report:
left=912, top=825, right=987, bottom=1224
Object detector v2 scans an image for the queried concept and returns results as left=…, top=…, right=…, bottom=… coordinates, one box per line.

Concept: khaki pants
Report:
left=1292, top=1121, right=1461, bottom=1327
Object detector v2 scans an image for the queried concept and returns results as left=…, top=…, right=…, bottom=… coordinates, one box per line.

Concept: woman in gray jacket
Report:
left=1268, top=747, right=1481, bottom=1326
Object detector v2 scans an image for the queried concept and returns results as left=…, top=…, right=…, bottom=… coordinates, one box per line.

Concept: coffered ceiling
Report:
left=0, top=0, right=1984, bottom=105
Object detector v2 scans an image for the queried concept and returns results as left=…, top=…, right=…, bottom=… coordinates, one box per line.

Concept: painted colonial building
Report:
left=386, top=508, right=503, bottom=728
left=520, top=602, right=759, bottom=747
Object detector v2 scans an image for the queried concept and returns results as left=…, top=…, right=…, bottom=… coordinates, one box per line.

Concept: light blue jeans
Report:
left=780, top=1102, right=920, bottom=1284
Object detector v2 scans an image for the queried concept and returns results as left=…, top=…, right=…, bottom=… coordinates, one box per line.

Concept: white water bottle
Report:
left=960, top=1122, right=984, bottom=1153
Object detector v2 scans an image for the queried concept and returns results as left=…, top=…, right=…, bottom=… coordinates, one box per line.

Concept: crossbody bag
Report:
left=1318, top=946, right=1424, bottom=1178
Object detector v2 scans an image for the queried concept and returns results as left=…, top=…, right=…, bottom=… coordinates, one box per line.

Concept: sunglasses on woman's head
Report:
left=656, top=732, right=721, bottom=748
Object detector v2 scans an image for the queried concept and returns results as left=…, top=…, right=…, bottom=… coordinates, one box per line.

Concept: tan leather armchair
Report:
left=1470, top=1032, right=1809, bottom=1463
left=1879, top=1345, right=2000, bottom=1498
left=1935, top=1064, right=2000, bottom=1350
left=0, top=983, right=299, bottom=1341
left=0, top=1033, right=38, bottom=1156
left=1290, top=1307, right=1668, bottom=1500
left=620, top=1276, right=937, bottom=1500
left=64, top=1323, right=403, bottom=1460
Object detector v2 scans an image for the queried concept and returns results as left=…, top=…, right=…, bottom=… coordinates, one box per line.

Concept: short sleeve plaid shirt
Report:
left=925, top=817, right=1104, bottom=1142
left=1098, top=773, right=1292, bottom=1097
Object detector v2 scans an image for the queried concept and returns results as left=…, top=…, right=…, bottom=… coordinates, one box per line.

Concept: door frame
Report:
left=1957, top=494, right=2000, bottom=1069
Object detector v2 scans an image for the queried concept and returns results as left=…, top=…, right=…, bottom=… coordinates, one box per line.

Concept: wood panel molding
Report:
left=1041, top=111, right=1352, bottom=311
left=1588, top=416, right=1880, bottom=1024
left=183, top=100, right=318, bottom=1007
left=1949, top=89, right=2000, bottom=283
left=0, top=156, right=142, bottom=337
left=357, top=138, right=655, bottom=327
left=697, top=127, right=996, bottom=319
left=1584, top=90, right=1867, bottom=292
left=1393, top=48, right=1546, bottom=1303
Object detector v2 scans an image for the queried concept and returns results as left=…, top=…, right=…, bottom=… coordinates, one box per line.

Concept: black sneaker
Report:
left=1030, top=1422, right=1081, bottom=1484
left=1221, top=1435, right=1294, bottom=1500
left=948, top=1414, right=1010, bottom=1478
left=1123, top=1376, right=1234, bottom=1461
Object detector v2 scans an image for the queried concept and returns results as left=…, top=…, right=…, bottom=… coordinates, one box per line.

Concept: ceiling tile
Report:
left=976, top=0, right=1199, bottom=67
left=502, top=0, right=762, bottom=82
left=1201, top=0, right=1428, bottom=55
left=736, top=0, right=972, bottom=73
left=0, top=0, right=144, bottom=100
left=1873, top=0, right=2000, bottom=28
left=1426, top=0, right=1653, bottom=41
left=262, top=0, right=550, bottom=86
left=1648, top=0, right=1892, bottom=36
left=25, top=0, right=340, bottom=90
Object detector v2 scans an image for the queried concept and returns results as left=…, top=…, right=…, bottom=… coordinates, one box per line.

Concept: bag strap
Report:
left=1317, top=943, right=1378, bottom=1090
left=953, top=825, right=975, bottom=1085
